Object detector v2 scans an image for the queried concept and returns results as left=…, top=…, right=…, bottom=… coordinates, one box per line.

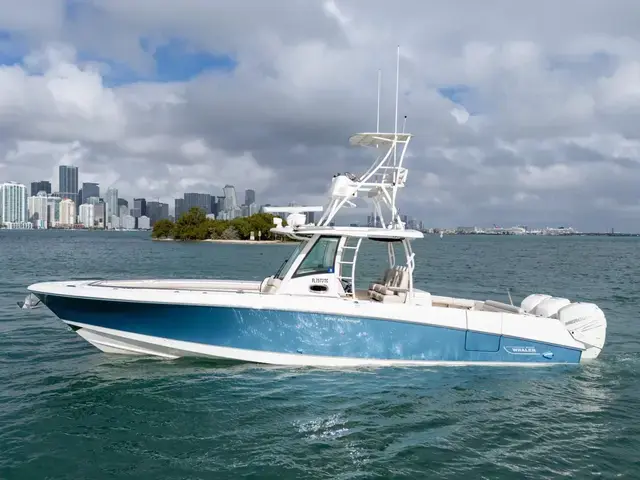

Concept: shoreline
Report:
left=152, top=238, right=296, bottom=244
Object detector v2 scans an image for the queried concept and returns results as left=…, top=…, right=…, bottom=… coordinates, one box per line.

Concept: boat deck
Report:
left=60, top=280, right=522, bottom=314
left=89, top=279, right=262, bottom=293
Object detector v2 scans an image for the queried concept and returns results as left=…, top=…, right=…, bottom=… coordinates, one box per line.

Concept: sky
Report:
left=1, top=0, right=640, bottom=232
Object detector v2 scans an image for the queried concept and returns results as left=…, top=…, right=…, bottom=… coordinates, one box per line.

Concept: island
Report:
left=151, top=207, right=291, bottom=243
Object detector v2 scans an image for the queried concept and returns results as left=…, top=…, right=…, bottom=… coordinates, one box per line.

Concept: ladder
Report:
left=338, top=237, right=362, bottom=297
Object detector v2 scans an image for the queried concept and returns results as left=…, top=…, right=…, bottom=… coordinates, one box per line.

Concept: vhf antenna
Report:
left=394, top=45, right=400, bottom=166
left=376, top=69, right=381, bottom=133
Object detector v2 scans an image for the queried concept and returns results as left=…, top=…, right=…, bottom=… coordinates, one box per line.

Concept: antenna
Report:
left=394, top=45, right=400, bottom=135
left=376, top=69, right=381, bottom=133
left=402, top=115, right=408, bottom=133
left=394, top=45, right=400, bottom=165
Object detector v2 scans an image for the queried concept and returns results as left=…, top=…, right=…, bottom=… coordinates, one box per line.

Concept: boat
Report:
left=22, top=50, right=607, bottom=366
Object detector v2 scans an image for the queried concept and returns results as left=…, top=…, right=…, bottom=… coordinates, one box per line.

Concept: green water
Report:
left=1, top=230, right=638, bottom=479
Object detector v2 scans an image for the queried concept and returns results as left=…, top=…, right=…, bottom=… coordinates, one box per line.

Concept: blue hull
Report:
left=37, top=295, right=582, bottom=364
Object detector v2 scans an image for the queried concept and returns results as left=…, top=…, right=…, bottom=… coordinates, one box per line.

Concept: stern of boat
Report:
left=520, top=294, right=607, bottom=360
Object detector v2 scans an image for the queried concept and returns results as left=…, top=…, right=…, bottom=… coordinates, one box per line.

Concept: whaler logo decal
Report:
left=504, top=346, right=539, bottom=355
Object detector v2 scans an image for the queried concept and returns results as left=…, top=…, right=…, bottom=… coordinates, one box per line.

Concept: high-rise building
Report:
left=28, top=192, right=49, bottom=229
left=119, top=204, right=129, bottom=218
left=93, top=202, right=105, bottom=228
left=215, top=196, right=225, bottom=215
left=105, top=188, right=118, bottom=219
left=183, top=193, right=212, bottom=214
left=245, top=189, right=256, bottom=206
left=133, top=198, right=146, bottom=217
left=31, top=181, right=52, bottom=197
left=175, top=198, right=185, bottom=220
left=1, top=182, right=28, bottom=226
left=58, top=165, right=79, bottom=207
left=146, top=201, right=169, bottom=226
left=47, top=196, right=62, bottom=227
left=79, top=204, right=95, bottom=228
left=81, top=182, right=99, bottom=205
left=223, top=185, right=238, bottom=212
left=59, top=199, right=76, bottom=226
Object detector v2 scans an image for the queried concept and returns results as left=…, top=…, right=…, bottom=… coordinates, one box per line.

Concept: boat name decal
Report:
left=323, top=315, right=361, bottom=324
left=504, top=346, right=539, bottom=355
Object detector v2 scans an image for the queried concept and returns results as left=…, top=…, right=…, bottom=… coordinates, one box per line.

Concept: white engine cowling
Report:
left=521, top=294, right=551, bottom=314
left=556, top=303, right=607, bottom=360
left=532, top=297, right=571, bottom=318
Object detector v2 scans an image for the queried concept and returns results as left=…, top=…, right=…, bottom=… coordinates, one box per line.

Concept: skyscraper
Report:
left=30, top=181, right=52, bottom=197
left=133, top=198, right=146, bottom=217
left=46, top=196, right=61, bottom=227
left=59, top=199, right=76, bottom=226
left=146, top=201, right=169, bottom=226
left=119, top=205, right=129, bottom=218
left=93, top=202, right=105, bottom=228
left=223, top=185, right=238, bottom=212
left=81, top=182, right=99, bottom=205
left=245, top=189, right=256, bottom=206
left=28, top=192, right=49, bottom=229
left=58, top=165, right=79, bottom=207
left=118, top=198, right=129, bottom=219
left=105, top=188, right=118, bottom=219
left=175, top=198, right=185, bottom=220
left=183, top=192, right=212, bottom=214
left=79, top=204, right=95, bottom=228
left=1, top=182, right=28, bottom=225
left=215, top=196, right=225, bottom=215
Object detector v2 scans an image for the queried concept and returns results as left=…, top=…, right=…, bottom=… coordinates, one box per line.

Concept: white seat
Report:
left=368, top=268, right=395, bottom=291
left=368, top=266, right=410, bottom=303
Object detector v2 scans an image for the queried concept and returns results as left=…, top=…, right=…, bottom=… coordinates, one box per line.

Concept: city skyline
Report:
left=0, top=164, right=267, bottom=230
left=0, top=166, right=604, bottom=233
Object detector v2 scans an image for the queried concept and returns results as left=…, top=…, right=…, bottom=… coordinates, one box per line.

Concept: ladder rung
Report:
left=340, top=261, right=355, bottom=265
left=342, top=246, right=359, bottom=249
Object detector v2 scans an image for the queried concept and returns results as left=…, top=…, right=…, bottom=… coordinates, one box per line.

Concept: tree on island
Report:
left=151, top=207, right=285, bottom=241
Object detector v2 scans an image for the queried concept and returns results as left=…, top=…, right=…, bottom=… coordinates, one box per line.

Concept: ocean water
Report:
left=0, top=230, right=638, bottom=479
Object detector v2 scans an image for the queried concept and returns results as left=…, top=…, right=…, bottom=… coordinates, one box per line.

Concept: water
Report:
left=1, top=230, right=638, bottom=479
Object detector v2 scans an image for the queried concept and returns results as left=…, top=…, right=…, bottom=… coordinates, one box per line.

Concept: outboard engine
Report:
left=521, top=294, right=551, bottom=314
left=556, top=303, right=607, bottom=360
left=521, top=294, right=607, bottom=360
left=532, top=297, right=571, bottom=317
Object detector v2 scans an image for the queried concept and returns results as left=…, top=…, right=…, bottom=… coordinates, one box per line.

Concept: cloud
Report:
left=1, top=0, right=640, bottom=231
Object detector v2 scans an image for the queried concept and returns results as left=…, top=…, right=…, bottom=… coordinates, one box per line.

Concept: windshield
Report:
left=275, top=240, right=308, bottom=279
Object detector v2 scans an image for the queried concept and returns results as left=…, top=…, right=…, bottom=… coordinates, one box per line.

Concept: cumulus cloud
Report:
left=1, top=0, right=640, bottom=231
